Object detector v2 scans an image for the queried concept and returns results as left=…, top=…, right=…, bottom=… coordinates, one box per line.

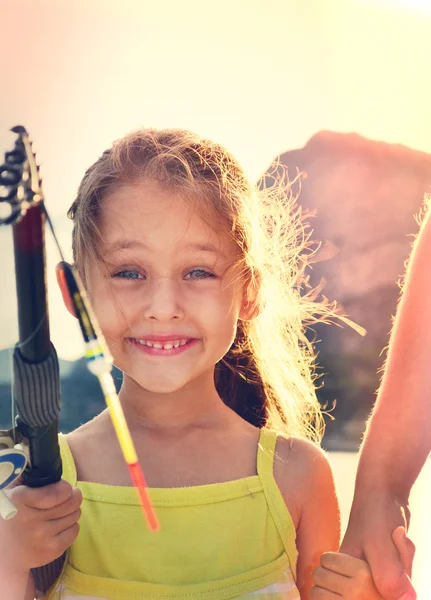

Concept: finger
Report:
left=364, top=540, right=416, bottom=600
left=320, top=552, right=362, bottom=577
left=44, top=487, right=82, bottom=521
left=17, top=479, right=74, bottom=510
left=46, top=522, right=80, bottom=558
left=392, top=527, right=415, bottom=580
left=56, top=521, right=80, bottom=547
left=313, top=566, right=346, bottom=595
left=48, top=508, right=81, bottom=536
left=310, top=585, right=343, bottom=599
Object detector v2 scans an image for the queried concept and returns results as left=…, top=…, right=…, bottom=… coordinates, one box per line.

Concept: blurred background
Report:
left=1, top=0, right=430, bottom=594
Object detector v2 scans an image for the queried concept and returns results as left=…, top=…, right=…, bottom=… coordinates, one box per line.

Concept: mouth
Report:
left=127, top=337, right=198, bottom=356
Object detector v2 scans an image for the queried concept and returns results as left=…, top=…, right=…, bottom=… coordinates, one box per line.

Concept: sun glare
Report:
left=356, top=0, right=431, bottom=13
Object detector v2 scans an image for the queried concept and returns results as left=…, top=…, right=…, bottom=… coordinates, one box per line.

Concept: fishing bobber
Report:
left=0, top=448, right=27, bottom=519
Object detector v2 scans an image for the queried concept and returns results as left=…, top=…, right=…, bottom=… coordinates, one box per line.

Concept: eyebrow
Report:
left=105, top=240, right=225, bottom=257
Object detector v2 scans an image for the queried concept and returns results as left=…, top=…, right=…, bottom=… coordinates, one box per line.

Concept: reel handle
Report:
left=0, top=448, right=28, bottom=519
left=0, top=489, right=18, bottom=520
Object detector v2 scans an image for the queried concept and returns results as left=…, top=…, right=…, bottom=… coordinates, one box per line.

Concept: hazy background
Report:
left=1, top=0, right=431, bottom=595
left=1, top=0, right=431, bottom=360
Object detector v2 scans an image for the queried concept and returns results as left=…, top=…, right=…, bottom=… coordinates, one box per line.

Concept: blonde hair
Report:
left=68, top=128, right=355, bottom=442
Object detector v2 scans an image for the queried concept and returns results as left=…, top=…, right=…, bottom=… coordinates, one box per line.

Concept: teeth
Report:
left=134, top=338, right=190, bottom=350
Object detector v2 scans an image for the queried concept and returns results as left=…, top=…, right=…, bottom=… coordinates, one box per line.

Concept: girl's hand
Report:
left=311, top=552, right=384, bottom=599
left=310, top=527, right=415, bottom=600
left=0, top=479, right=82, bottom=571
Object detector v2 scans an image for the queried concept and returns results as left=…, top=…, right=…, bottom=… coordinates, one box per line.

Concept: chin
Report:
left=128, top=373, right=194, bottom=395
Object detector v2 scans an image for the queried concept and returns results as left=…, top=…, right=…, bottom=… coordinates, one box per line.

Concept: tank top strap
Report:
left=58, top=433, right=77, bottom=486
left=257, top=428, right=298, bottom=578
left=257, top=428, right=278, bottom=476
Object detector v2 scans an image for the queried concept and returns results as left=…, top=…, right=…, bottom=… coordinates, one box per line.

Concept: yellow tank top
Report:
left=43, top=428, right=300, bottom=600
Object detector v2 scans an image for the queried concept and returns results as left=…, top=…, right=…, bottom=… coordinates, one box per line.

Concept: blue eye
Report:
left=185, top=269, right=214, bottom=280
left=113, top=270, right=145, bottom=280
left=111, top=269, right=213, bottom=280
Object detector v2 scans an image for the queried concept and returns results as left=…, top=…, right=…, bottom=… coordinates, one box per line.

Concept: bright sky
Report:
left=1, top=0, right=431, bottom=360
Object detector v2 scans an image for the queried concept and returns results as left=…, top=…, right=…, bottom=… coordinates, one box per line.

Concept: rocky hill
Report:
left=268, top=131, right=431, bottom=448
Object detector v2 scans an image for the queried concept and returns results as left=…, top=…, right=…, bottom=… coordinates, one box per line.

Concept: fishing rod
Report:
left=0, top=126, right=61, bottom=521
left=0, top=127, right=159, bottom=531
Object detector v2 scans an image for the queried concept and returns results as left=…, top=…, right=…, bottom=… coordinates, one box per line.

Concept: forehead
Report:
left=98, top=181, right=232, bottom=256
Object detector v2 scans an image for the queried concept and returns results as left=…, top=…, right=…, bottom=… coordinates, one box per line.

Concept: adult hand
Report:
left=340, top=493, right=416, bottom=600
left=311, top=528, right=414, bottom=600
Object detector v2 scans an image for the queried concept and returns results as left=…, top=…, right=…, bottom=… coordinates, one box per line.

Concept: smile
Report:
left=127, top=337, right=198, bottom=356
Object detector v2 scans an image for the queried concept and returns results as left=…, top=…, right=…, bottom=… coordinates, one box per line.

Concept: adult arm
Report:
left=340, top=206, right=431, bottom=600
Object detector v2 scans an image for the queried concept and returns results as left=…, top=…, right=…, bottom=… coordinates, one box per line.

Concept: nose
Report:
left=143, top=277, right=183, bottom=321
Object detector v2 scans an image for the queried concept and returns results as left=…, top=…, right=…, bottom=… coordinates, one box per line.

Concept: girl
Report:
left=0, top=128, right=404, bottom=600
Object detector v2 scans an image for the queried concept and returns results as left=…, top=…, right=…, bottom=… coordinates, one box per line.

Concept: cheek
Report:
left=88, top=282, right=135, bottom=335
left=191, top=286, right=242, bottom=327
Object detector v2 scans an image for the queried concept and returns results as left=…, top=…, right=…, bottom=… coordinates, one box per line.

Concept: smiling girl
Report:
left=0, top=128, right=398, bottom=600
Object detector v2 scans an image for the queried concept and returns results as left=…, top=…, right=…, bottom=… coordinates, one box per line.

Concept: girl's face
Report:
left=83, top=180, right=248, bottom=395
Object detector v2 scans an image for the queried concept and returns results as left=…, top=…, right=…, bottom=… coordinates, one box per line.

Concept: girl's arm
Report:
left=340, top=207, right=431, bottom=600
left=0, top=567, right=34, bottom=600
left=277, top=438, right=340, bottom=599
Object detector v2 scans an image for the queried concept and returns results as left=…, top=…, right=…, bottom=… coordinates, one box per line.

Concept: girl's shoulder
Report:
left=273, top=435, right=336, bottom=529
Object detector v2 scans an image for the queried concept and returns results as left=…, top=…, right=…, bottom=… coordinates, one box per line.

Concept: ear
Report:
left=55, top=262, right=77, bottom=318
left=239, top=281, right=261, bottom=321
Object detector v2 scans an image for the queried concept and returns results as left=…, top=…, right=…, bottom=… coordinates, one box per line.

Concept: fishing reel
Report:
left=0, top=431, right=28, bottom=519
left=0, top=125, right=43, bottom=226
